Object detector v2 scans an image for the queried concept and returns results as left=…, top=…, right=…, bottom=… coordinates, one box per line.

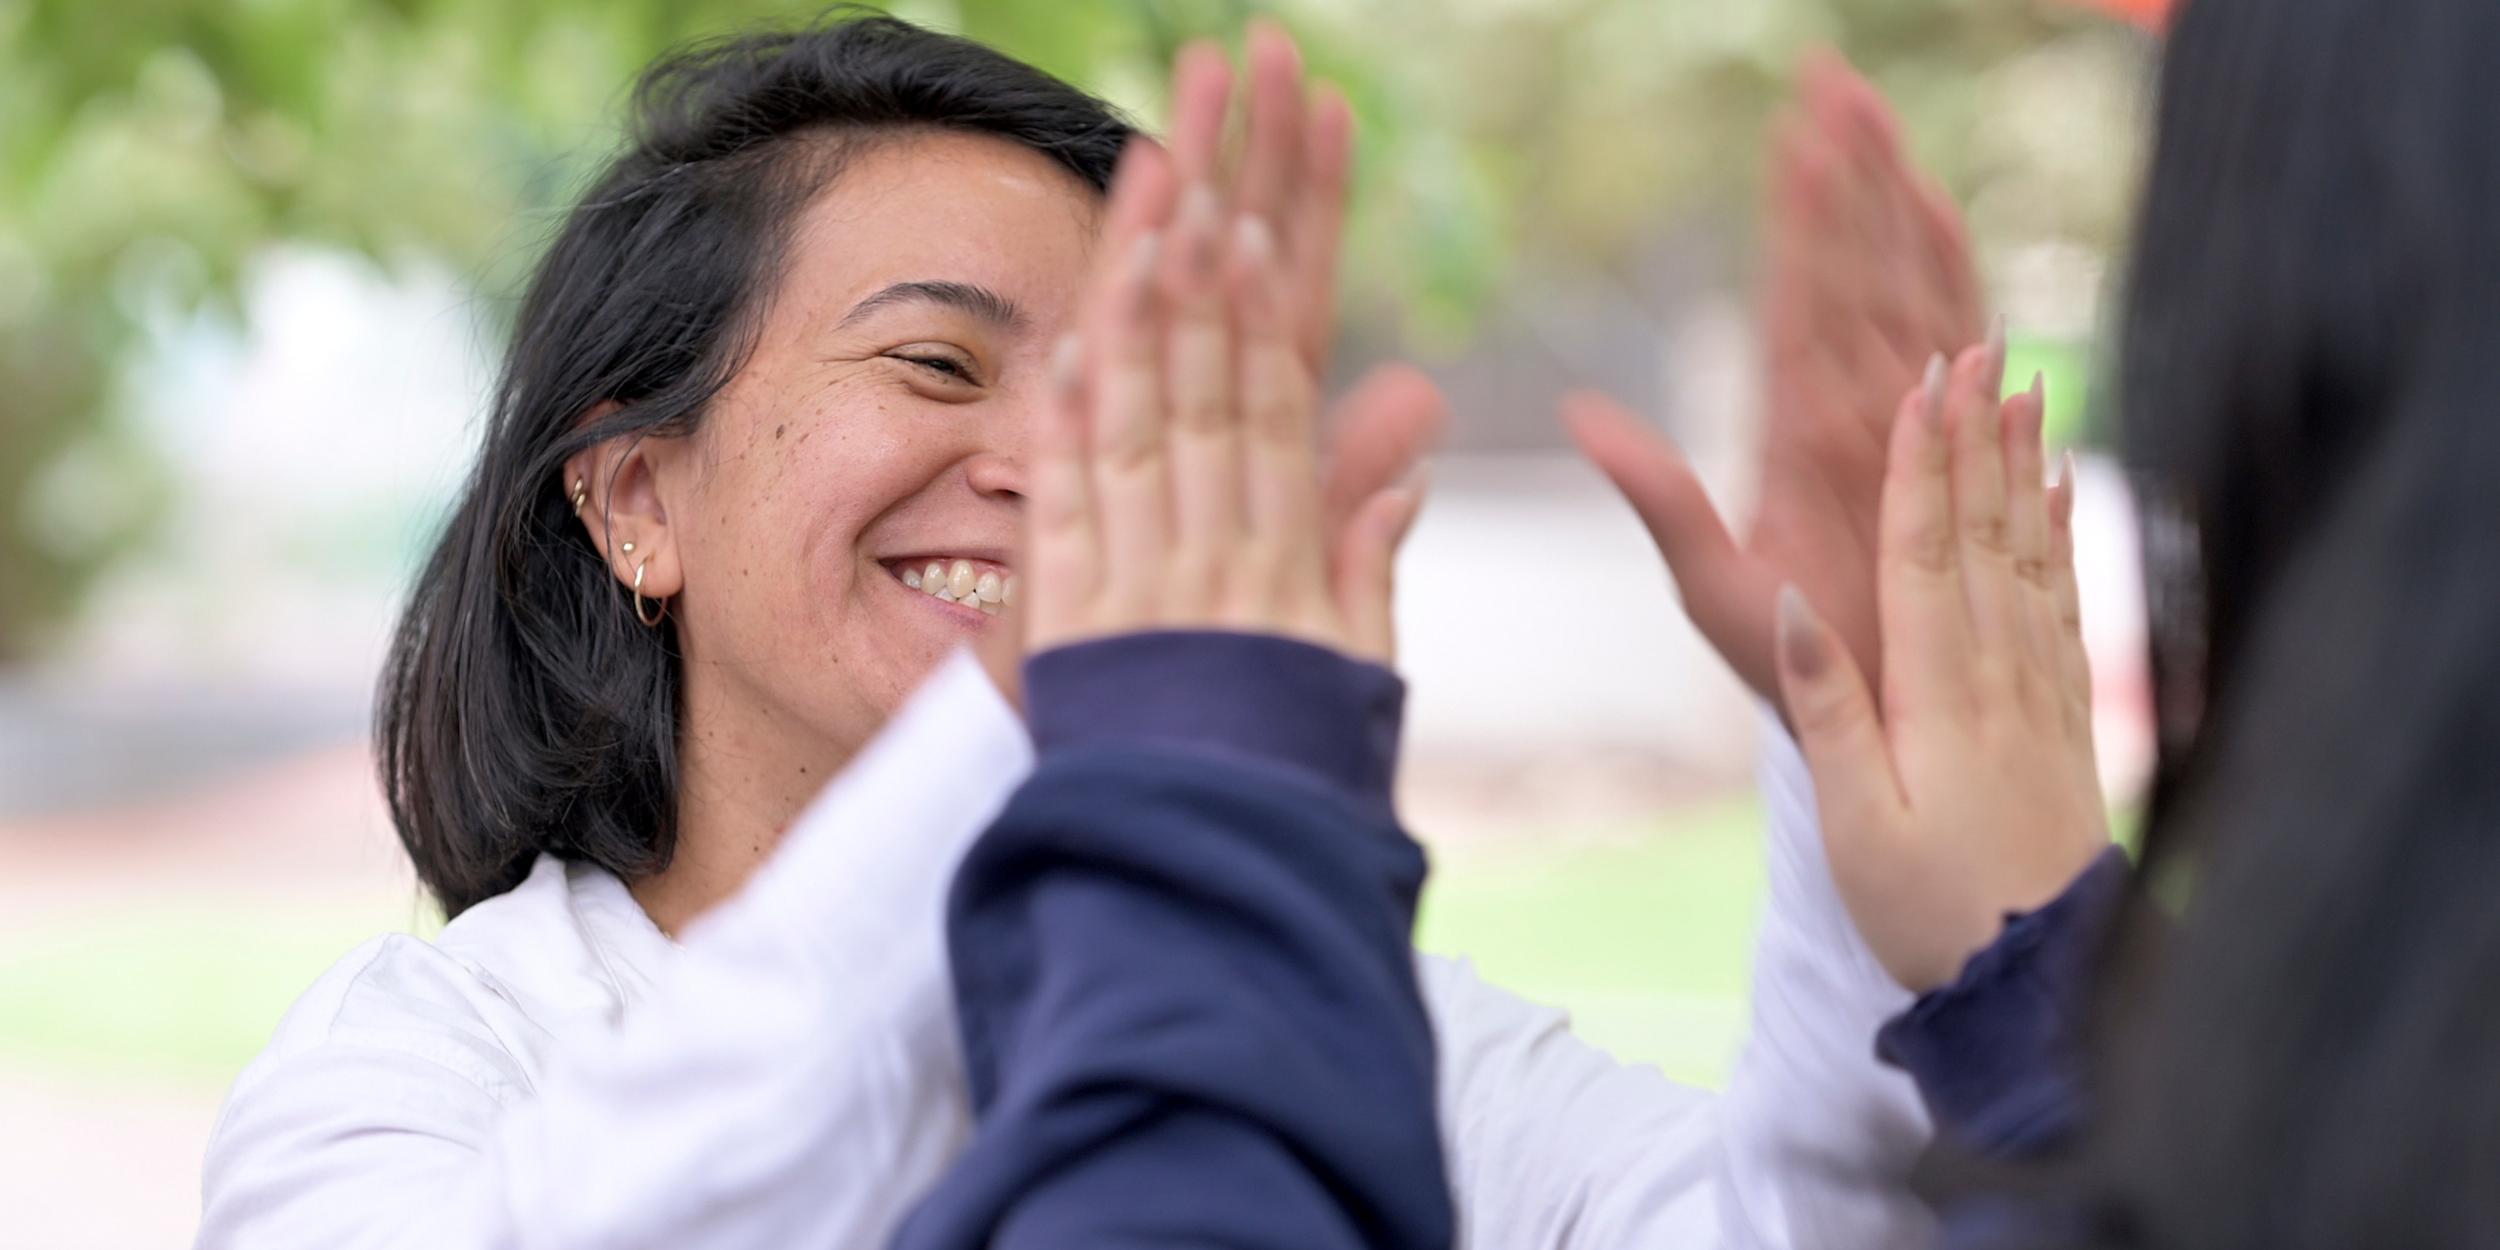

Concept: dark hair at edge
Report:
left=378, top=10, right=1133, bottom=918
left=1919, top=0, right=2500, bottom=1244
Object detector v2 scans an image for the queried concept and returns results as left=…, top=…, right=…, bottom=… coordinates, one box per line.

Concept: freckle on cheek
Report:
left=774, top=424, right=786, bottom=439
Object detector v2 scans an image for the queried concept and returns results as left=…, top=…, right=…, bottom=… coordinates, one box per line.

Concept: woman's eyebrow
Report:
left=835, top=279, right=1025, bottom=331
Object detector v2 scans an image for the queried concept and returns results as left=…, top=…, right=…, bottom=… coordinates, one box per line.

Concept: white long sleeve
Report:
left=196, top=649, right=1028, bottom=1250
left=1421, top=707, right=1931, bottom=1249
left=202, top=658, right=1927, bottom=1250
left=1713, top=705, right=1933, bottom=1249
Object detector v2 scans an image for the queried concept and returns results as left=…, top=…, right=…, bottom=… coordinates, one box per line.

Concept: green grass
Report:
left=1, top=802, right=1772, bottom=1092
left=1416, top=799, right=1766, bottom=1087
left=0, top=898, right=438, bottom=1085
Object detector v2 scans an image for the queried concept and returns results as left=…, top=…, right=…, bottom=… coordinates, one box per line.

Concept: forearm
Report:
left=896, top=633, right=1452, bottom=1250
left=1400, top=711, right=1933, bottom=1250
left=1713, top=706, right=1935, bottom=1250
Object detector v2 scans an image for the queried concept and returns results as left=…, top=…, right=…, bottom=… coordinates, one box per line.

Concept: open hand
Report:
left=979, top=26, right=1445, bottom=697
left=1025, top=193, right=1423, bottom=661
left=1774, top=340, right=2105, bottom=992
left=1565, top=53, right=1984, bottom=716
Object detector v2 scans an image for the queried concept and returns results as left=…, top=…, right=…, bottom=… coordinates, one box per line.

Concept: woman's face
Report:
left=630, top=131, right=1100, bottom=782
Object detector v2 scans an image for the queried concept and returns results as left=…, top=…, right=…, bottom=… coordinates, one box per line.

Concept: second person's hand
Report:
left=1774, top=339, right=2106, bottom=993
left=1025, top=147, right=1432, bottom=662
left=1564, top=53, right=1984, bottom=720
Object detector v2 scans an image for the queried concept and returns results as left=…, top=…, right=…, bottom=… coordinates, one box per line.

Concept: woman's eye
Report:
left=892, top=352, right=978, bottom=384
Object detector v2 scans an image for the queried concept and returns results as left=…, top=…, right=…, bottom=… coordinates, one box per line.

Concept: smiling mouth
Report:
left=887, top=557, right=1015, bottom=616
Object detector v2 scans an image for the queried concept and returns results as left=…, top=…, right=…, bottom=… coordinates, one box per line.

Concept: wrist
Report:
left=1023, top=630, right=1407, bottom=818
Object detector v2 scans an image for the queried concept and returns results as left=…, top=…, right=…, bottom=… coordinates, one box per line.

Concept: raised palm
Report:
left=1567, top=53, right=1984, bottom=711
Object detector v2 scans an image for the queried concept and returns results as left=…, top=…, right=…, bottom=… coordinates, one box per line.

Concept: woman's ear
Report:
left=564, top=407, right=686, bottom=601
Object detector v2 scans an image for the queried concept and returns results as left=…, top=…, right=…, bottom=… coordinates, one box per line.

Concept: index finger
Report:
left=1078, top=138, right=1181, bottom=374
left=1232, top=21, right=1306, bottom=226
left=1878, top=352, right=1977, bottom=711
left=1026, top=336, right=1102, bottom=648
left=1286, top=83, right=1353, bottom=371
left=1164, top=41, right=1234, bottom=190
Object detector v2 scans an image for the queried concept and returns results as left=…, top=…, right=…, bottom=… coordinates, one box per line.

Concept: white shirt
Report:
left=196, top=649, right=1929, bottom=1249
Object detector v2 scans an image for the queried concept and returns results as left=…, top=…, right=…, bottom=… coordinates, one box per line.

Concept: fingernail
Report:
left=2058, top=448, right=2078, bottom=493
left=1921, top=352, right=1947, bottom=428
left=1232, top=214, right=1275, bottom=263
left=2030, top=370, right=2046, bottom=405
left=1777, top=585, right=1826, bottom=680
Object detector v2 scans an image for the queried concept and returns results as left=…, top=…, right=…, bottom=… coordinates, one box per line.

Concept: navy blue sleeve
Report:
left=1877, top=846, right=2132, bottom=1159
left=1874, top=846, right=2132, bottom=1250
left=890, top=631, right=1452, bottom=1250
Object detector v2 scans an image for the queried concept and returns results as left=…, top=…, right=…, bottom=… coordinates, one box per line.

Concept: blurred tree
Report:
left=0, top=0, right=2145, bottom=656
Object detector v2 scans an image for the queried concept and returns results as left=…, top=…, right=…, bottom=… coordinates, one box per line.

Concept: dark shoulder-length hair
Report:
left=2020, top=0, right=2500, bottom=1244
left=379, top=11, right=1131, bottom=917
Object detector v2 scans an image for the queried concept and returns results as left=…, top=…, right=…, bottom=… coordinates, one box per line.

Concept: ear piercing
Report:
left=617, top=540, right=665, bottom=627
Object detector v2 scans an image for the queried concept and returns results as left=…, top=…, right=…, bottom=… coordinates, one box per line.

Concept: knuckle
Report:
left=1962, top=514, right=2011, bottom=553
left=1897, top=521, right=1957, bottom=574
left=1245, top=395, right=1304, bottom=442
left=1095, top=432, right=1166, bottom=477
left=1790, top=681, right=1868, bottom=741
left=1170, top=395, right=1231, bottom=433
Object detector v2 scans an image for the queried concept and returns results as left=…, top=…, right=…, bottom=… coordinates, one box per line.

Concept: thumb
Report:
left=1321, top=362, right=1447, bottom=546
left=1561, top=390, right=1782, bottom=696
left=1333, top=477, right=1427, bottom=665
left=1773, top=584, right=1904, bottom=835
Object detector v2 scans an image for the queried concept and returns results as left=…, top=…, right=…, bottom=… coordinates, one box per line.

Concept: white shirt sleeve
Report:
left=1424, top=706, right=1931, bottom=1250
left=1712, top=705, right=1933, bottom=1249
left=196, top=648, right=1035, bottom=1250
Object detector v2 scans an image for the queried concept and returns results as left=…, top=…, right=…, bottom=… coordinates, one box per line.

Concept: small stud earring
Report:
left=620, top=541, right=636, bottom=556
left=570, top=478, right=587, bottom=512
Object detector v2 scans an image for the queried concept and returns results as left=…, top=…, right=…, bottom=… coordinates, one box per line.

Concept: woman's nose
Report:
left=964, top=449, right=1025, bottom=502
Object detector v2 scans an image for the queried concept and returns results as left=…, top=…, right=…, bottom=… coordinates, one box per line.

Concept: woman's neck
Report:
left=629, top=695, right=863, bottom=937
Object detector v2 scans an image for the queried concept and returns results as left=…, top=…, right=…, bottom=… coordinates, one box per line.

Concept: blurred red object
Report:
left=2079, top=0, right=2173, bottom=28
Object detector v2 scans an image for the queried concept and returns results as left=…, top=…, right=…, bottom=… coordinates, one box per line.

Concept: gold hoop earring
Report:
left=633, top=560, right=668, bottom=627
left=571, top=477, right=588, bottom=512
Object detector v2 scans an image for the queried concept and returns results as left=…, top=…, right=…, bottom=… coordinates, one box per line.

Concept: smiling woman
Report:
left=555, top=128, right=1102, bottom=934
left=377, top=21, right=1127, bottom=929
left=199, top=10, right=1956, bottom=1250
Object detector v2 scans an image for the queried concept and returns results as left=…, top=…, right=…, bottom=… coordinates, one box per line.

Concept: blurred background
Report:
left=1, top=0, right=2163, bottom=1243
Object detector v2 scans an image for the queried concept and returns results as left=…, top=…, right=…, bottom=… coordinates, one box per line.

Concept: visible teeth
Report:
left=896, top=558, right=1013, bottom=610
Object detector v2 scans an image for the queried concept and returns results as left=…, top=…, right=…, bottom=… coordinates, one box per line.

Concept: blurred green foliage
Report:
left=0, top=0, right=2145, bottom=656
